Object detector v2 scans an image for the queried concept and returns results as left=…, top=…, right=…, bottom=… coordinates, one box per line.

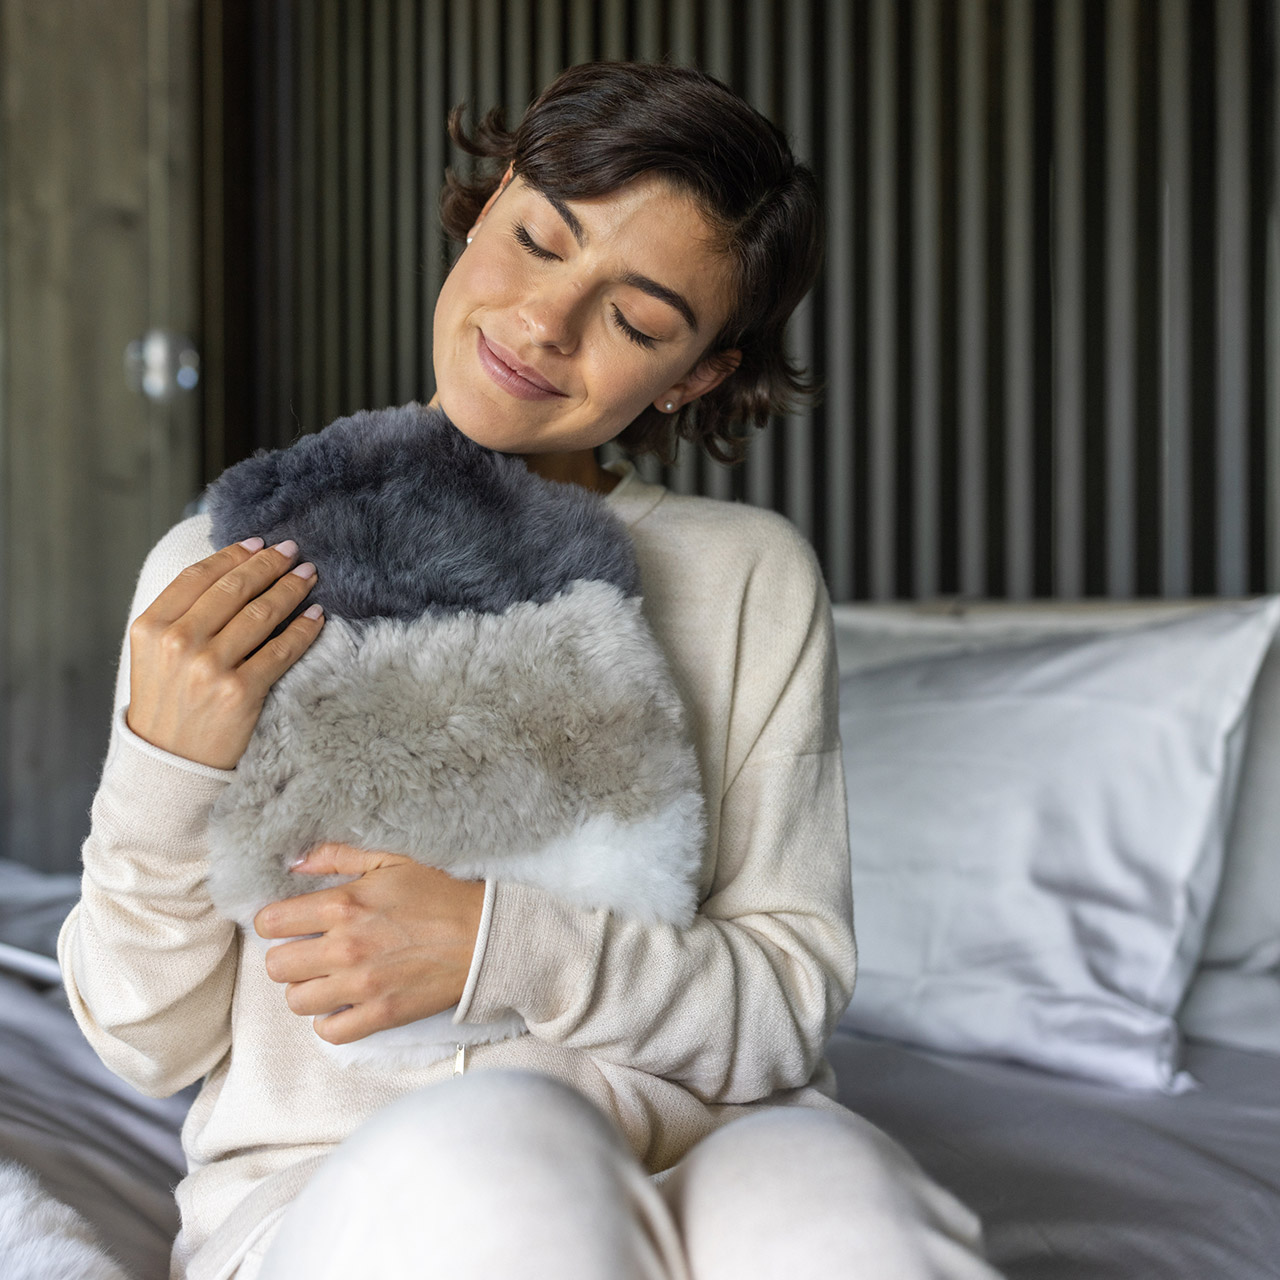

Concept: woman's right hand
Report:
left=125, top=537, right=324, bottom=771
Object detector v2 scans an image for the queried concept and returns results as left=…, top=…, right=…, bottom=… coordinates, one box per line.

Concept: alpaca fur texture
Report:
left=0, top=1161, right=128, bottom=1280
left=204, top=404, right=705, bottom=1067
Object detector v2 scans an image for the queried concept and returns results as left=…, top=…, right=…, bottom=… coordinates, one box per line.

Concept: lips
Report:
left=476, top=332, right=567, bottom=401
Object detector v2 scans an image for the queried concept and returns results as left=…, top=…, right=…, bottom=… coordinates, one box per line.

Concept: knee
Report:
left=677, top=1106, right=925, bottom=1213
left=340, top=1069, right=625, bottom=1181
left=669, top=1107, right=990, bottom=1278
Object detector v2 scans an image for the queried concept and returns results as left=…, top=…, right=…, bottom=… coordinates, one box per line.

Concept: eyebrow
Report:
left=545, top=194, right=701, bottom=334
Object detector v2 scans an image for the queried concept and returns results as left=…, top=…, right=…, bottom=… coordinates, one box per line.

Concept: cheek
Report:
left=588, top=345, right=686, bottom=414
left=434, top=248, right=517, bottom=341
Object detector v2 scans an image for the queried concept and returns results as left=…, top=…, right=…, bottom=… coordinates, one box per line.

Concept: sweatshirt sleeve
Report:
left=58, top=517, right=241, bottom=1098
left=457, top=524, right=857, bottom=1105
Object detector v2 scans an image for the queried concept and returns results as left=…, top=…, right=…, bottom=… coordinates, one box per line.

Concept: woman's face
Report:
left=430, top=172, right=740, bottom=455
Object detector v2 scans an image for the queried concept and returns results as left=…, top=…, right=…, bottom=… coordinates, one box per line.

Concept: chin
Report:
left=434, top=386, right=528, bottom=455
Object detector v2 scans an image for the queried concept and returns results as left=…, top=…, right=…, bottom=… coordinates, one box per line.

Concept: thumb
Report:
left=290, top=841, right=413, bottom=878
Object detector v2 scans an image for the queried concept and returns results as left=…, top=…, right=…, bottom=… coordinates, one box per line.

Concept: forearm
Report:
left=59, top=705, right=240, bottom=1097
left=459, top=749, right=856, bottom=1104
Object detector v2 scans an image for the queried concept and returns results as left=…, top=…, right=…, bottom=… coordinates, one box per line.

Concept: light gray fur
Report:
left=207, top=580, right=705, bottom=929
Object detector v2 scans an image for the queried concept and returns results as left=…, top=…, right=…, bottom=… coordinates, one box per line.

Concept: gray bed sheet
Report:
left=6, top=854, right=1279, bottom=1280
left=0, top=971, right=188, bottom=1280
left=831, top=1027, right=1280, bottom=1280
left=0, top=860, right=188, bottom=1279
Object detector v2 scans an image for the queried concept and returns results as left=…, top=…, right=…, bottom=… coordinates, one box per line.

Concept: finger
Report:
left=261, top=934, right=331, bottom=984
left=199, top=542, right=320, bottom=661
left=285, top=977, right=357, bottom=1019
left=232, top=601, right=327, bottom=697
left=313, top=1000, right=401, bottom=1045
left=255, top=891, right=334, bottom=940
left=291, top=843, right=413, bottom=878
left=132, top=539, right=266, bottom=630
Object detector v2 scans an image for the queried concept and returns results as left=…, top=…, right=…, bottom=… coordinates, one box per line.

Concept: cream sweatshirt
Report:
left=58, top=461, right=858, bottom=1280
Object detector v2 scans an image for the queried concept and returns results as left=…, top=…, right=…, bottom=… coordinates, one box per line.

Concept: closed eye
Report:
left=512, top=222, right=558, bottom=261
left=514, top=221, right=657, bottom=349
left=612, top=304, right=657, bottom=350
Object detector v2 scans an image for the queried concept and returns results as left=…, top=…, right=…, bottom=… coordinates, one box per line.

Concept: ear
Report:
left=653, top=349, right=742, bottom=414
left=467, top=163, right=516, bottom=244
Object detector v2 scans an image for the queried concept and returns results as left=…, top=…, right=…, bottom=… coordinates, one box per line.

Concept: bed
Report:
left=0, top=863, right=189, bottom=1279
left=3, top=599, right=1280, bottom=1277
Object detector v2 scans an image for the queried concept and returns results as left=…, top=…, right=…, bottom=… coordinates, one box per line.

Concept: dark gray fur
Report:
left=205, top=402, right=640, bottom=620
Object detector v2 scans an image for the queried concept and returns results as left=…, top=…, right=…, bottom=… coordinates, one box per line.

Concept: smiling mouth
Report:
left=476, top=332, right=567, bottom=401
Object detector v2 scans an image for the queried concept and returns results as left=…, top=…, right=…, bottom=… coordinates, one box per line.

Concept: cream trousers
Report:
left=253, top=1070, right=1003, bottom=1280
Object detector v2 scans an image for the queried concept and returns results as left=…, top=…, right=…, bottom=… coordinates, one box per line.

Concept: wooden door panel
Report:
left=1, top=0, right=201, bottom=872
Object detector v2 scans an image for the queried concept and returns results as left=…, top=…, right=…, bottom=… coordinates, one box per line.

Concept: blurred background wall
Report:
left=2, top=0, right=1277, bottom=870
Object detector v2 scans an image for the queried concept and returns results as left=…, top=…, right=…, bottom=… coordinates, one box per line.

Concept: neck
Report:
left=424, top=395, right=620, bottom=495
left=520, top=448, right=621, bottom=495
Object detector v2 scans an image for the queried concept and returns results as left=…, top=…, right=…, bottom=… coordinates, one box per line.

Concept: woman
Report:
left=60, top=62, right=1001, bottom=1279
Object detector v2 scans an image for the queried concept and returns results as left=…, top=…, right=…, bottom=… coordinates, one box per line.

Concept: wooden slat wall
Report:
left=234, top=0, right=1279, bottom=602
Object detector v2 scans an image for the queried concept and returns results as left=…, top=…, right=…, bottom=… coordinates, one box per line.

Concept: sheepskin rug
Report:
left=0, top=1161, right=128, bottom=1280
left=204, top=404, right=705, bottom=1066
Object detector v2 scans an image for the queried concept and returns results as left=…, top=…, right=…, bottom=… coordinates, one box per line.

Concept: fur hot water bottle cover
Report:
left=203, top=403, right=706, bottom=1067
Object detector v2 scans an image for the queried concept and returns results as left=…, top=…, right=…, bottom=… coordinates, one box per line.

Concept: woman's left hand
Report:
left=254, top=844, right=484, bottom=1045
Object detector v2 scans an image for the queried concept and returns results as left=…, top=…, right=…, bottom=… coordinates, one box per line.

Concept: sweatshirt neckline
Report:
left=602, top=459, right=666, bottom=528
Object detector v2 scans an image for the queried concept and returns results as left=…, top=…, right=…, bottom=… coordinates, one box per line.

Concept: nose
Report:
left=517, top=278, right=582, bottom=353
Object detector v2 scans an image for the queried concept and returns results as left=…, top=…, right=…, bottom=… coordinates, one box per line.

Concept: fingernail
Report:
left=290, top=561, right=316, bottom=579
left=239, top=536, right=265, bottom=551
left=289, top=854, right=309, bottom=868
left=303, top=603, right=324, bottom=620
left=271, top=539, right=298, bottom=559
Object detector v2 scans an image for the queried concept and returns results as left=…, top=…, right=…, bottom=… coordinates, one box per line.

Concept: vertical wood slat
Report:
left=1269, top=0, right=1280, bottom=589
left=504, top=0, right=532, bottom=125
left=824, top=0, right=855, bottom=601
left=700, top=0, right=734, bottom=503
left=636, top=0, right=662, bottom=60
left=394, top=0, right=419, bottom=403
left=536, top=0, right=561, bottom=100
left=665, top=0, right=700, bottom=498
left=569, top=0, right=593, bottom=68
left=369, top=0, right=393, bottom=408
left=911, top=0, right=940, bottom=598
left=1053, top=0, right=1085, bottom=598
left=784, top=0, right=815, bottom=544
left=272, top=1, right=295, bottom=436
left=343, top=2, right=367, bottom=409
left=957, top=0, right=987, bottom=597
left=868, top=0, right=897, bottom=600
left=477, top=0, right=501, bottom=110
left=0, top=1, right=8, bottom=856
left=294, top=0, right=317, bottom=431
left=421, top=0, right=446, bottom=398
left=1216, top=0, right=1249, bottom=596
left=601, top=0, right=626, bottom=63
left=318, top=0, right=342, bottom=421
left=744, top=0, right=774, bottom=514
left=1105, top=0, right=1137, bottom=597
left=1003, top=0, right=1034, bottom=600
left=1159, top=0, right=1191, bottom=596
left=669, top=0, right=696, bottom=68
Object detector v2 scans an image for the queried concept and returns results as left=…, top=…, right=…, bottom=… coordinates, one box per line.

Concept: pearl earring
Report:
left=663, top=400, right=677, bottom=413
left=466, top=234, right=474, bottom=245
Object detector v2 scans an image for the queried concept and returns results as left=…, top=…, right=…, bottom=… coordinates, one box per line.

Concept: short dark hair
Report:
left=440, top=61, right=823, bottom=465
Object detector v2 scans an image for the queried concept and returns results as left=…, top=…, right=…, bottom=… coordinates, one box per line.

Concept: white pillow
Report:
left=838, top=599, right=1280, bottom=1092
left=832, top=600, right=1280, bottom=1056
left=1180, top=634, right=1280, bottom=1052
